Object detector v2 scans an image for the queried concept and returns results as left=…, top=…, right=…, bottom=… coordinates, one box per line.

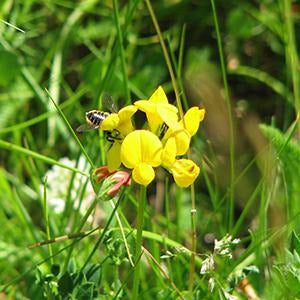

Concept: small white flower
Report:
left=41, top=156, right=95, bottom=217
left=200, top=255, right=215, bottom=274
left=214, top=234, right=240, bottom=259
left=208, top=277, right=215, bottom=292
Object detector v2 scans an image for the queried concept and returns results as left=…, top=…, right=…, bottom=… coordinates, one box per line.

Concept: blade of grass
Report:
left=132, top=185, right=146, bottom=300
left=143, top=246, right=185, bottom=300
left=210, top=0, right=235, bottom=231
left=229, top=65, right=293, bottom=104
left=47, top=0, right=98, bottom=145
left=110, top=200, right=134, bottom=267
left=0, top=19, right=25, bottom=33
left=80, top=191, right=123, bottom=271
left=113, top=251, right=143, bottom=300
left=42, top=178, right=54, bottom=265
left=144, top=0, right=184, bottom=119
left=0, top=87, right=87, bottom=134
left=28, top=226, right=201, bottom=266
left=0, top=139, right=88, bottom=176
left=112, top=0, right=130, bottom=103
left=45, top=88, right=95, bottom=169
left=283, top=0, right=300, bottom=110
left=166, top=26, right=189, bottom=110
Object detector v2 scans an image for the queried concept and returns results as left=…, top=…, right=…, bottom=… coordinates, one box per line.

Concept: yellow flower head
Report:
left=170, top=159, right=200, bottom=188
left=90, top=87, right=205, bottom=188
left=134, top=86, right=178, bottom=134
left=120, top=130, right=162, bottom=186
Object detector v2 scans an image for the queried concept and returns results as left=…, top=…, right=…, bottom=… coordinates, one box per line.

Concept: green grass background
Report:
left=0, top=0, right=300, bottom=299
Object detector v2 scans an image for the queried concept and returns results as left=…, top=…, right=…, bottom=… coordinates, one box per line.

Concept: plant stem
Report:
left=112, top=0, right=130, bottom=103
left=188, top=183, right=197, bottom=291
left=42, top=178, right=53, bottom=265
left=144, top=0, right=184, bottom=120
left=210, top=0, right=235, bottom=231
left=132, top=185, right=146, bottom=299
left=283, top=0, right=300, bottom=110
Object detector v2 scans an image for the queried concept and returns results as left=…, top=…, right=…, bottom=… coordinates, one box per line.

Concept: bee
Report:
left=76, top=110, right=110, bottom=132
left=76, top=94, right=122, bottom=143
left=76, top=94, right=118, bottom=133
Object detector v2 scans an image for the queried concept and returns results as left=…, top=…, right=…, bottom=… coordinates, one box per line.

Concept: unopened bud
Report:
left=91, top=166, right=131, bottom=200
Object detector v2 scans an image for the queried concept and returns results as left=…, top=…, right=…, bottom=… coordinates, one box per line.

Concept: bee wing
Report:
left=103, top=93, right=118, bottom=113
left=76, top=124, right=98, bottom=133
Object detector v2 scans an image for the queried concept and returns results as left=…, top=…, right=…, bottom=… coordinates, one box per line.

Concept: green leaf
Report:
left=58, top=272, right=74, bottom=296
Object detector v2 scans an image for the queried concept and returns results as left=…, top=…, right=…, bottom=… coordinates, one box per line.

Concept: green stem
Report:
left=132, top=185, right=146, bottom=299
left=43, top=178, right=53, bottom=265
left=188, top=183, right=197, bottom=291
left=144, top=0, right=184, bottom=120
left=112, top=0, right=130, bottom=103
left=210, top=0, right=235, bottom=231
left=283, top=0, right=300, bottom=110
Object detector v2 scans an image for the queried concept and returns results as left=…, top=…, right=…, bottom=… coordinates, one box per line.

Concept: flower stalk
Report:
left=132, top=185, right=147, bottom=299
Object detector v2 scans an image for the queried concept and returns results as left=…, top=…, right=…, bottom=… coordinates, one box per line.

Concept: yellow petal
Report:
left=161, top=137, right=176, bottom=168
left=162, top=120, right=191, bottom=156
left=101, top=113, right=119, bottom=131
left=120, top=130, right=162, bottom=168
left=149, top=86, right=168, bottom=104
left=132, top=163, right=155, bottom=186
left=140, top=131, right=162, bottom=166
left=118, top=105, right=137, bottom=121
left=145, top=111, right=162, bottom=133
left=120, top=131, right=142, bottom=168
left=174, top=129, right=191, bottom=155
left=107, top=142, right=122, bottom=172
left=134, top=89, right=178, bottom=134
left=171, top=159, right=200, bottom=187
left=157, top=103, right=178, bottom=128
left=134, top=101, right=162, bottom=132
left=180, top=107, right=205, bottom=136
left=118, top=119, right=134, bottom=136
left=134, top=100, right=156, bottom=113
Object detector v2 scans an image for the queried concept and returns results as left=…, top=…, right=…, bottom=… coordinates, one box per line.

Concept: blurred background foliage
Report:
left=1, top=0, right=300, bottom=298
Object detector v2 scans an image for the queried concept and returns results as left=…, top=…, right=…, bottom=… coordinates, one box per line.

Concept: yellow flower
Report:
left=134, top=86, right=178, bottom=134
left=101, top=105, right=137, bottom=172
left=163, top=107, right=205, bottom=155
left=101, top=105, right=137, bottom=136
left=170, top=159, right=200, bottom=187
left=120, top=130, right=162, bottom=186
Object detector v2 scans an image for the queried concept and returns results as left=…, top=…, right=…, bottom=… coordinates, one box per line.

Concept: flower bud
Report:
left=94, top=166, right=116, bottom=182
left=107, top=171, right=131, bottom=197
left=91, top=166, right=131, bottom=200
left=170, top=159, right=200, bottom=187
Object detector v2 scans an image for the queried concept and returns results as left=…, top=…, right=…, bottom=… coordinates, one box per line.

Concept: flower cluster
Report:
left=100, top=86, right=205, bottom=187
